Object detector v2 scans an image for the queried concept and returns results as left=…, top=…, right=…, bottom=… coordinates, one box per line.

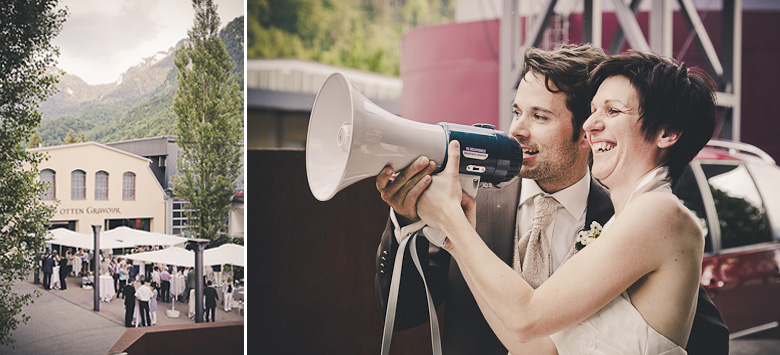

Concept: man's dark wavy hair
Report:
left=588, top=51, right=716, bottom=186
left=521, top=44, right=607, bottom=140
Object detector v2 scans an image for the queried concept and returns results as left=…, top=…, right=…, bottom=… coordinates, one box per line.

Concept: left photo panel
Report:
left=0, top=1, right=246, bottom=354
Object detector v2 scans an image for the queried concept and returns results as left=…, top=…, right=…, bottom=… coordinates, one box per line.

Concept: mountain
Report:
left=38, top=16, right=245, bottom=146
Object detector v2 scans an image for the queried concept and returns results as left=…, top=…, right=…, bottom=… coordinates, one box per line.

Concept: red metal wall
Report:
left=400, top=19, right=501, bottom=127
left=400, top=10, right=780, bottom=162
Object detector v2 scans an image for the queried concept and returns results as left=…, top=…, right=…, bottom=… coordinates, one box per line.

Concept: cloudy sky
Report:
left=54, top=0, right=243, bottom=85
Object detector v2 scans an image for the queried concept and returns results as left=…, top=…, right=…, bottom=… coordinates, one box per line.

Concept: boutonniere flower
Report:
left=575, top=221, right=603, bottom=251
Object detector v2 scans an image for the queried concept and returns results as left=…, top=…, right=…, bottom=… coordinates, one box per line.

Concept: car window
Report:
left=701, top=163, right=773, bottom=249
left=747, top=161, right=780, bottom=238
left=674, top=165, right=712, bottom=252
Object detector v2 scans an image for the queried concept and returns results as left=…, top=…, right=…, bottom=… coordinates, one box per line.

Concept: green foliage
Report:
left=0, top=0, right=63, bottom=346
left=27, top=132, right=42, bottom=149
left=219, top=16, right=244, bottom=79
left=63, top=128, right=79, bottom=144
left=248, top=0, right=455, bottom=76
left=37, top=17, right=244, bottom=147
left=172, top=0, right=243, bottom=244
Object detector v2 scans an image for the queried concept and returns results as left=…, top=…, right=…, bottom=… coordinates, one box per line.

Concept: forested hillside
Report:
left=37, top=16, right=244, bottom=146
left=248, top=0, right=455, bottom=76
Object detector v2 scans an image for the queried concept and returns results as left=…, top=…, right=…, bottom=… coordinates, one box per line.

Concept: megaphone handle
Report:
left=459, top=174, right=481, bottom=198
left=380, top=233, right=443, bottom=355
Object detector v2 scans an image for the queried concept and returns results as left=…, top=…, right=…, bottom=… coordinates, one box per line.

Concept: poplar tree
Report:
left=172, top=0, right=242, bottom=245
left=0, top=0, right=64, bottom=346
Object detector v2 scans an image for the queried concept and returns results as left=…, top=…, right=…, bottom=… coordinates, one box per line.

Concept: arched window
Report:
left=40, top=169, right=56, bottom=200
left=123, top=172, right=136, bottom=200
left=71, top=170, right=86, bottom=200
left=95, top=171, right=109, bottom=200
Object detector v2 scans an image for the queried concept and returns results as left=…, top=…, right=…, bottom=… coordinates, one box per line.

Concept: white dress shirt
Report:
left=390, top=171, right=592, bottom=269
left=517, top=171, right=590, bottom=270
left=135, top=285, right=154, bottom=302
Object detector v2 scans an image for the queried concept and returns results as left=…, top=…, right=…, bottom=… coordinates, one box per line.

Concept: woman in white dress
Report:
left=417, top=51, right=717, bottom=354
left=222, top=276, right=234, bottom=312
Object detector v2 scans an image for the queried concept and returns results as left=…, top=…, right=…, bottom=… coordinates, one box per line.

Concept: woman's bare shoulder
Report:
left=622, top=192, right=704, bottom=246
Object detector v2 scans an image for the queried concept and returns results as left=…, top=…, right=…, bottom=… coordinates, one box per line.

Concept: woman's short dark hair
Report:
left=522, top=44, right=607, bottom=140
left=588, top=51, right=716, bottom=186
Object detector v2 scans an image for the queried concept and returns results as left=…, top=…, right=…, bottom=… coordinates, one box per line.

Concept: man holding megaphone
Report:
left=373, top=45, right=728, bottom=355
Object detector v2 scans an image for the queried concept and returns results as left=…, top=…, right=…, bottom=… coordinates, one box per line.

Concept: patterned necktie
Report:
left=513, top=194, right=560, bottom=289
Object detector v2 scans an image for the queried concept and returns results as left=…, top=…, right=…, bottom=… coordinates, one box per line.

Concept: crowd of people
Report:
left=39, top=246, right=243, bottom=327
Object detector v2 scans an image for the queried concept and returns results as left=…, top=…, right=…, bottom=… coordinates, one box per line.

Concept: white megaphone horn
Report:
left=306, top=72, right=523, bottom=202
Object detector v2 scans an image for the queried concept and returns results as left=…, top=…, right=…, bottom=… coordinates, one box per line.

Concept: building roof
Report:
left=29, top=141, right=152, bottom=163
left=247, top=58, right=402, bottom=114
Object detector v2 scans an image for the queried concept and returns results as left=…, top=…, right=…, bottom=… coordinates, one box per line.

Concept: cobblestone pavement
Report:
left=0, top=275, right=244, bottom=355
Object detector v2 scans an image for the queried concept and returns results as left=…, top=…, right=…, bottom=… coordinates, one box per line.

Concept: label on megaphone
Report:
left=438, top=122, right=523, bottom=187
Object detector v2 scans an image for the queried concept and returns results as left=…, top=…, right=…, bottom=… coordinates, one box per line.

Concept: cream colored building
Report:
left=30, top=142, right=167, bottom=234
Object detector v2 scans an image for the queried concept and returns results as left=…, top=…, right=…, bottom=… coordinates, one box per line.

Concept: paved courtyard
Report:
left=0, top=275, right=244, bottom=355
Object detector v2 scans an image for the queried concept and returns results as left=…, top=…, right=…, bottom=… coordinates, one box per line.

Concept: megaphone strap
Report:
left=380, top=232, right=443, bottom=355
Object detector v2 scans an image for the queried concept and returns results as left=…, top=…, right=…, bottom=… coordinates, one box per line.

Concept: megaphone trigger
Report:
left=459, top=175, right=480, bottom=198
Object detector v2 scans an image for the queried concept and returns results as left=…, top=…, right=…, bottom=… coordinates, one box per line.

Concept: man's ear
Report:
left=579, top=130, right=590, bottom=149
left=657, top=128, right=680, bottom=149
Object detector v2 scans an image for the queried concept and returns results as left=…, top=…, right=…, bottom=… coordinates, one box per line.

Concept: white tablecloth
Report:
left=171, top=275, right=185, bottom=299
left=71, top=258, right=82, bottom=276
left=99, top=275, right=115, bottom=302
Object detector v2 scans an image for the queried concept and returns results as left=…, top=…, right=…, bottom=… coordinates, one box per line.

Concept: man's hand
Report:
left=376, top=156, right=437, bottom=223
left=418, top=140, right=466, bottom=232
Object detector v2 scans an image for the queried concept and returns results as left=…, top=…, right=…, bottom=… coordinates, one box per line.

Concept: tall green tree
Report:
left=172, top=0, right=242, bottom=246
left=0, top=0, right=64, bottom=346
left=63, top=128, right=79, bottom=144
left=27, top=132, right=43, bottom=149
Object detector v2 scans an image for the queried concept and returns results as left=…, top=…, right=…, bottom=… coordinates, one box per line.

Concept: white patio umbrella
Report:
left=204, top=243, right=245, bottom=267
left=46, top=228, right=127, bottom=250
left=121, top=246, right=195, bottom=268
left=102, top=226, right=188, bottom=247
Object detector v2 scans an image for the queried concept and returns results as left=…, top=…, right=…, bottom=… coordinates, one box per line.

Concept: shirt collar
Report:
left=519, top=170, right=591, bottom=219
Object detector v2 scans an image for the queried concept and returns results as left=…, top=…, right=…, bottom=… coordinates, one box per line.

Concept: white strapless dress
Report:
left=549, top=167, right=686, bottom=355
left=549, top=292, right=686, bottom=354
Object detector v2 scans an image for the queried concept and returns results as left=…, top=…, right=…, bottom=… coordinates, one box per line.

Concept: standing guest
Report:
left=204, top=280, right=218, bottom=322
left=185, top=267, right=196, bottom=302
left=222, top=276, right=234, bottom=312
left=118, top=265, right=128, bottom=299
left=151, top=266, right=161, bottom=294
left=42, top=252, right=54, bottom=290
left=144, top=259, right=153, bottom=281
left=65, top=249, right=73, bottom=277
left=123, top=281, right=136, bottom=327
left=135, top=280, right=153, bottom=327
left=81, top=249, right=89, bottom=275
left=58, top=254, right=68, bottom=290
left=111, top=258, right=120, bottom=293
left=159, top=267, right=171, bottom=302
left=149, top=282, right=159, bottom=325
left=128, top=262, right=138, bottom=281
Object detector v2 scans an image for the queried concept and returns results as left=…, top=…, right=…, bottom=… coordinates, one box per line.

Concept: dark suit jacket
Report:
left=42, top=256, right=55, bottom=274
left=123, top=285, right=136, bottom=307
left=204, top=286, right=218, bottom=308
left=375, top=176, right=728, bottom=355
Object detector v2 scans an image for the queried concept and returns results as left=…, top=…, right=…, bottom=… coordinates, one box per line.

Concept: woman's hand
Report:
left=418, top=140, right=469, bottom=233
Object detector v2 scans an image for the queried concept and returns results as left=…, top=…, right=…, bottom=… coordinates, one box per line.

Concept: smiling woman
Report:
left=415, top=50, right=720, bottom=354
